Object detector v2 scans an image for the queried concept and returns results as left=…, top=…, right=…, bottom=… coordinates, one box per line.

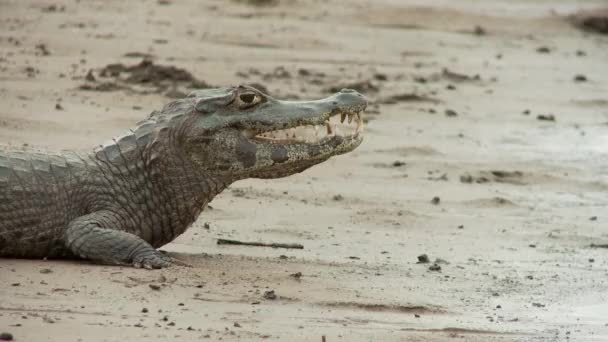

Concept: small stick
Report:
left=217, top=239, right=304, bottom=249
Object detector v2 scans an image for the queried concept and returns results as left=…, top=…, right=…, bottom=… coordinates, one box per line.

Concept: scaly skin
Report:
left=0, top=85, right=367, bottom=269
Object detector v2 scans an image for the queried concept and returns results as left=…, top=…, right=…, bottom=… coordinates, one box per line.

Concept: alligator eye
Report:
left=238, top=93, right=261, bottom=109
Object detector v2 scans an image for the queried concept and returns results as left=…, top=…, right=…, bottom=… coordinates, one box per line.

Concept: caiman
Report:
left=0, top=85, right=366, bottom=268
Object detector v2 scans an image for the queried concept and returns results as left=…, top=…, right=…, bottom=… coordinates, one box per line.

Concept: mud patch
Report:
left=460, top=170, right=525, bottom=185
left=320, top=301, right=445, bottom=314
left=401, top=327, right=522, bottom=335
left=378, top=93, right=441, bottom=105
left=374, top=146, right=441, bottom=157
left=465, top=197, right=517, bottom=208
left=79, top=59, right=212, bottom=98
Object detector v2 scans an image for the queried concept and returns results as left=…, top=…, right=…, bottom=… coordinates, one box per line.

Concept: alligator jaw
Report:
left=242, top=107, right=365, bottom=148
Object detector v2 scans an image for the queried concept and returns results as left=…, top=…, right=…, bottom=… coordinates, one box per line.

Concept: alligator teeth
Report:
left=356, top=116, right=364, bottom=133
left=250, top=109, right=363, bottom=144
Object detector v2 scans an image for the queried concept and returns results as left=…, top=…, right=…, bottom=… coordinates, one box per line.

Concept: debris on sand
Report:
left=536, top=114, right=555, bottom=122
left=428, top=264, right=441, bottom=271
left=148, top=284, right=161, bottom=291
left=460, top=170, right=525, bottom=185
left=536, top=46, right=551, bottom=54
left=217, top=238, right=304, bottom=249
left=473, top=25, right=486, bottom=35
left=378, top=93, right=440, bottom=105
left=79, top=59, right=211, bottom=98
left=234, top=0, right=278, bottom=6
left=441, top=68, right=481, bottom=82
left=100, top=59, right=207, bottom=87
left=445, top=109, right=458, bottom=117
left=263, top=290, right=277, bottom=300
left=570, top=9, right=608, bottom=34
left=417, top=254, right=430, bottom=263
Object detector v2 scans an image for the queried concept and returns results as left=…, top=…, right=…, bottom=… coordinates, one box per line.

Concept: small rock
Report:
left=203, top=222, right=211, bottom=229
left=290, top=272, right=302, bottom=279
left=529, top=244, right=536, bottom=248
left=39, top=268, right=53, bottom=274
left=233, top=322, right=242, bottom=328
left=431, top=196, right=440, bottom=205
left=574, top=74, right=587, bottom=82
left=149, top=284, right=161, bottom=291
left=460, top=174, right=473, bottom=183
left=522, top=109, right=530, bottom=115
left=532, top=302, right=545, bottom=308
left=590, top=216, right=598, bottom=221
left=445, top=109, right=458, bottom=117
left=0, top=333, right=13, bottom=341
left=428, top=264, right=441, bottom=271
left=473, top=25, right=486, bottom=35
left=297, top=68, right=311, bottom=76
left=141, top=308, right=149, bottom=313
left=263, top=290, right=277, bottom=300
left=373, top=73, right=388, bottom=81
left=392, top=161, right=406, bottom=167
left=446, top=84, right=456, bottom=90
left=417, top=254, right=430, bottom=263
left=536, top=46, right=551, bottom=53
left=576, top=50, right=586, bottom=56
left=55, top=103, right=63, bottom=110
left=332, top=194, right=344, bottom=201
left=536, top=114, right=555, bottom=122
left=85, top=69, right=96, bottom=82
left=414, top=314, right=420, bottom=318
left=35, top=43, right=51, bottom=56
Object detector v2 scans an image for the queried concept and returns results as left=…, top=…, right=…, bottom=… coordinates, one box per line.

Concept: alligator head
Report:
left=151, top=85, right=367, bottom=180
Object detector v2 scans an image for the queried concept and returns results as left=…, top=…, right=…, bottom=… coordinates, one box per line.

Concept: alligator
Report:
left=0, top=85, right=366, bottom=268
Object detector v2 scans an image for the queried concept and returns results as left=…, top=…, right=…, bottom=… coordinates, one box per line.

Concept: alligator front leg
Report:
left=64, top=212, right=174, bottom=269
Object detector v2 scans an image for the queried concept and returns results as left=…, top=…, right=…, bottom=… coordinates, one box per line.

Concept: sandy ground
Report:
left=1, top=0, right=608, bottom=341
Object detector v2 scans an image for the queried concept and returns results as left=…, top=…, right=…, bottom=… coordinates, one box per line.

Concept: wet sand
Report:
left=1, top=0, right=608, bottom=341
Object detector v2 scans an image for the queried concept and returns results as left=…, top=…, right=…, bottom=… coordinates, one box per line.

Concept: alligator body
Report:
left=0, top=85, right=366, bottom=268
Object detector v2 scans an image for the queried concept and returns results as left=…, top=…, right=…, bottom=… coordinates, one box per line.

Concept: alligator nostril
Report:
left=340, top=88, right=355, bottom=93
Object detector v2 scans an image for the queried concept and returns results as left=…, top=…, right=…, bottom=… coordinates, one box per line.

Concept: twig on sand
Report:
left=217, top=238, right=304, bottom=249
